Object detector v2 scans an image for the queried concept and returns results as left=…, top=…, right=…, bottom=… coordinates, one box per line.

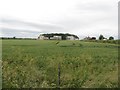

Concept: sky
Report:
left=0, top=0, right=119, bottom=39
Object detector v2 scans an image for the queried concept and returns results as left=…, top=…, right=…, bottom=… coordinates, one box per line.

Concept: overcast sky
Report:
left=0, top=0, right=119, bottom=39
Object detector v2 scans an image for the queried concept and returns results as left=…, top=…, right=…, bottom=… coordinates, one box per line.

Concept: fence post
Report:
left=58, top=63, right=60, bottom=89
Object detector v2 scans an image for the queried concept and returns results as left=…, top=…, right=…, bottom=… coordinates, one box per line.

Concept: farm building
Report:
left=66, top=36, right=79, bottom=40
left=50, top=36, right=62, bottom=40
left=38, top=35, right=49, bottom=40
left=38, top=33, right=79, bottom=40
left=103, top=38, right=107, bottom=40
left=83, top=36, right=96, bottom=40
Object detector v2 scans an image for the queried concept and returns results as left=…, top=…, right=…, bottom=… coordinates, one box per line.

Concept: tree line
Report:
left=99, top=34, right=114, bottom=40
left=41, top=33, right=79, bottom=40
left=0, top=37, right=36, bottom=40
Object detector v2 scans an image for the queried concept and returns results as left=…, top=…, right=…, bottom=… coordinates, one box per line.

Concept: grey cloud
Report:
left=0, top=0, right=118, bottom=39
left=76, top=3, right=111, bottom=12
left=1, top=18, right=64, bottom=31
left=55, top=0, right=117, bottom=38
left=1, top=27, right=41, bottom=33
left=75, top=0, right=117, bottom=12
left=1, top=28, right=41, bottom=38
left=1, top=18, right=65, bottom=37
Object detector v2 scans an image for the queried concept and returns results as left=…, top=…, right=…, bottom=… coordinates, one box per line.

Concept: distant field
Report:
left=2, top=40, right=118, bottom=88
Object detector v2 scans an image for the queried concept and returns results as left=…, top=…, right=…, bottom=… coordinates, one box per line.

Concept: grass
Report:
left=0, top=39, right=2, bottom=89
left=2, top=40, right=118, bottom=88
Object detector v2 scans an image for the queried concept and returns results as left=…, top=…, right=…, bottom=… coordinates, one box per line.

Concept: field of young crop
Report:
left=2, top=40, right=118, bottom=88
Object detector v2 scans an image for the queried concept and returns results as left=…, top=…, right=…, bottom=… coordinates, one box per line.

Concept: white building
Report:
left=103, top=38, right=107, bottom=40
left=66, top=36, right=77, bottom=40
left=50, top=36, right=61, bottom=40
left=38, top=35, right=49, bottom=40
left=38, top=34, right=79, bottom=40
left=53, top=36, right=62, bottom=40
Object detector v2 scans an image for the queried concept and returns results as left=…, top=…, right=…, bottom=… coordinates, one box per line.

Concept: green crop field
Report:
left=2, top=40, right=119, bottom=88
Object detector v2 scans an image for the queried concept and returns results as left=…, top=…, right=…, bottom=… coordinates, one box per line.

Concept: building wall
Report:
left=53, top=36, right=62, bottom=40
left=66, top=36, right=75, bottom=40
left=38, top=35, right=49, bottom=40
left=38, top=34, right=78, bottom=40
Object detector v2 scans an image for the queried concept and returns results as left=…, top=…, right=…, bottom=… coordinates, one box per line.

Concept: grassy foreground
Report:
left=2, top=40, right=118, bottom=88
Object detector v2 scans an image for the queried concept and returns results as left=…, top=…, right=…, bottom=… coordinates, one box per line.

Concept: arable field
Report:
left=2, top=40, right=118, bottom=88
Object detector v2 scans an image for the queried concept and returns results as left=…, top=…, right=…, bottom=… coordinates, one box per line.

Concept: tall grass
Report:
left=81, top=40, right=119, bottom=44
left=0, top=39, right=2, bottom=89
left=2, top=40, right=118, bottom=88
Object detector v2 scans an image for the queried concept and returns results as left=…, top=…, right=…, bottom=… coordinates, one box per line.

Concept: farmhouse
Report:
left=84, top=36, right=96, bottom=40
left=66, top=36, right=78, bottom=40
left=38, top=33, right=79, bottom=40
left=50, top=36, right=62, bottom=40
left=38, top=35, right=49, bottom=40
left=103, top=38, right=107, bottom=40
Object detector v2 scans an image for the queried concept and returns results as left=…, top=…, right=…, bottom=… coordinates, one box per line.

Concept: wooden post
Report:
left=58, top=63, right=60, bottom=89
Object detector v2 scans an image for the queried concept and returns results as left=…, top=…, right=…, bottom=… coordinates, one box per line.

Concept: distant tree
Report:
left=99, top=35, right=105, bottom=40
left=91, top=37, right=96, bottom=40
left=109, top=36, right=114, bottom=40
left=13, top=36, right=16, bottom=39
left=41, top=33, right=79, bottom=40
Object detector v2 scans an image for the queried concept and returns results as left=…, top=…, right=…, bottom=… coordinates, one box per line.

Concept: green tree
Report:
left=13, top=36, right=16, bottom=39
left=99, top=35, right=104, bottom=40
left=109, top=36, right=114, bottom=40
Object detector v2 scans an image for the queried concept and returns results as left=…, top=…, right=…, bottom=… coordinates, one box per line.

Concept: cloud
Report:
left=0, top=0, right=118, bottom=39
left=53, top=0, right=118, bottom=39
left=1, top=17, right=65, bottom=37
left=1, top=18, right=64, bottom=31
left=1, top=27, right=41, bottom=38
